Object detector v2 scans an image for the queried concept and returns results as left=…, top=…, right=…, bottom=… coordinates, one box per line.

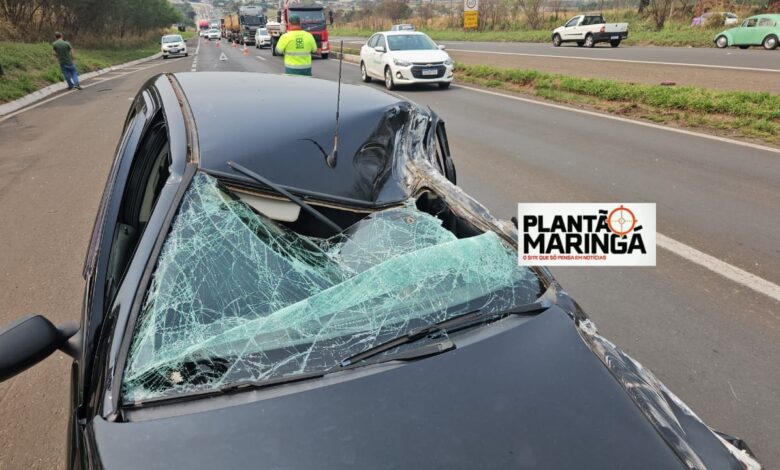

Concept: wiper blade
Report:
left=227, top=161, right=342, bottom=233
left=338, top=299, right=552, bottom=367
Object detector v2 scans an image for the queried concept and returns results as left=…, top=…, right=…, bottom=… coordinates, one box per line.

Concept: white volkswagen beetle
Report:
left=360, top=31, right=454, bottom=90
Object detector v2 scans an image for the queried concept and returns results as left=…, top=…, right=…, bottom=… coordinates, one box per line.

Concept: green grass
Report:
left=330, top=23, right=720, bottom=47
left=0, top=32, right=176, bottom=103
left=455, top=63, right=780, bottom=143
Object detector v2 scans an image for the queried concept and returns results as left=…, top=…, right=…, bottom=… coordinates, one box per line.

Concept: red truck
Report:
left=267, top=0, right=330, bottom=59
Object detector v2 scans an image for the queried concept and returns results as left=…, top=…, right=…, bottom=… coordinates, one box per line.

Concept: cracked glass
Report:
left=122, top=173, right=540, bottom=402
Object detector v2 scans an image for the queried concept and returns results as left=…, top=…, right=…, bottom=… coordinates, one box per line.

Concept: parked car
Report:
left=552, top=14, right=629, bottom=47
left=207, top=28, right=220, bottom=40
left=692, top=12, right=739, bottom=27
left=360, top=31, right=453, bottom=90
left=715, top=14, right=780, bottom=49
left=160, top=34, right=187, bottom=58
left=390, top=23, right=415, bottom=31
left=0, top=71, right=762, bottom=469
left=254, top=27, right=271, bottom=48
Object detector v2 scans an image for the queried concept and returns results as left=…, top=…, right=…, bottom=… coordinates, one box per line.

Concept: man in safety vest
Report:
left=276, top=16, right=317, bottom=76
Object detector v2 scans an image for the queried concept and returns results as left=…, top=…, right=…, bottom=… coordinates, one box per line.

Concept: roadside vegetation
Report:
left=454, top=63, right=780, bottom=144
left=331, top=0, right=779, bottom=47
left=0, top=0, right=192, bottom=103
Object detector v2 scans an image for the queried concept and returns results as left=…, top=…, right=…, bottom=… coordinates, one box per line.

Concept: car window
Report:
left=758, top=18, right=774, bottom=27
left=582, top=16, right=604, bottom=26
left=162, top=35, right=182, bottom=43
left=379, top=34, right=388, bottom=49
left=565, top=17, right=579, bottom=27
left=743, top=18, right=757, bottom=27
left=726, top=13, right=738, bottom=19
left=367, top=34, right=378, bottom=48
left=104, top=114, right=171, bottom=306
left=120, top=172, right=541, bottom=403
left=386, top=34, right=437, bottom=51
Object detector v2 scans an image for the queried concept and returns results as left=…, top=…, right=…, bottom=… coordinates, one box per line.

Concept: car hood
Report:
left=90, top=307, right=748, bottom=469
left=388, top=49, right=450, bottom=63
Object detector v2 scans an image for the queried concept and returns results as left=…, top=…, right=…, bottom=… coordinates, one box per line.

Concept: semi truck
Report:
left=266, top=0, right=330, bottom=59
left=224, top=6, right=267, bottom=45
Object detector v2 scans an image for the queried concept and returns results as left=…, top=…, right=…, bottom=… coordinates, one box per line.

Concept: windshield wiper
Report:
left=338, top=299, right=552, bottom=367
left=227, top=160, right=342, bottom=233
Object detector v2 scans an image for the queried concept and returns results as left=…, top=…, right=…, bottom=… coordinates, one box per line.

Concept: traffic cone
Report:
left=216, top=40, right=220, bottom=48
left=242, top=44, right=249, bottom=56
left=232, top=40, right=237, bottom=48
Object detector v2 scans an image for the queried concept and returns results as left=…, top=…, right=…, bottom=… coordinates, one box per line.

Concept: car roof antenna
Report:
left=326, top=40, right=344, bottom=169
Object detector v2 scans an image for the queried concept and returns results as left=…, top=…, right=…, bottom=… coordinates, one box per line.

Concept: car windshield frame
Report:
left=386, top=34, right=439, bottom=51
left=118, top=171, right=544, bottom=405
left=162, top=35, right=183, bottom=43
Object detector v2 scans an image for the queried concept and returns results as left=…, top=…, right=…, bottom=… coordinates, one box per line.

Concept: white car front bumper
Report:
left=389, top=62, right=454, bottom=85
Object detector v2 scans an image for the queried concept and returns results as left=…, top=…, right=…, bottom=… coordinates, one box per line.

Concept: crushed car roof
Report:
left=174, top=72, right=428, bottom=207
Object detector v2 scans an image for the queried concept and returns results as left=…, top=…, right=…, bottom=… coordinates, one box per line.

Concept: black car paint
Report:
left=54, top=72, right=752, bottom=468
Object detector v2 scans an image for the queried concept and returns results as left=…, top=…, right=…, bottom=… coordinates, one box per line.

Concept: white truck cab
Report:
left=552, top=14, right=629, bottom=48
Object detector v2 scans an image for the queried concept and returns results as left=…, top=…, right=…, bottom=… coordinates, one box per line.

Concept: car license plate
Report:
left=610, top=35, right=619, bottom=40
left=421, top=68, right=438, bottom=76
left=170, top=49, right=178, bottom=53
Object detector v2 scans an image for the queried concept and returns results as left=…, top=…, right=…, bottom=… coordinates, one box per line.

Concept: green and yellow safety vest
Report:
left=276, top=30, right=317, bottom=69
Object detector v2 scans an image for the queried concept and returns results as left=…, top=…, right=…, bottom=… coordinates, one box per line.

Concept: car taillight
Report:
left=321, top=29, right=328, bottom=42
left=600, top=25, right=605, bottom=33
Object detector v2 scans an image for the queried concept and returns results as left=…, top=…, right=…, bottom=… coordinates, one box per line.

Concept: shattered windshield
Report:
left=121, top=173, right=541, bottom=403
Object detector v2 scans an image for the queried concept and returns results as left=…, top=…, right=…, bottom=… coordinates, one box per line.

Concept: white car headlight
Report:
left=393, top=58, right=412, bottom=67
left=444, top=58, right=453, bottom=66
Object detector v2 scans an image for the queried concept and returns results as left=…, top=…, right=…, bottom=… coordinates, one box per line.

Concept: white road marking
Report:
left=444, top=48, right=780, bottom=74
left=256, top=55, right=267, bottom=61
left=657, top=234, right=780, bottom=302
left=452, top=84, right=780, bottom=155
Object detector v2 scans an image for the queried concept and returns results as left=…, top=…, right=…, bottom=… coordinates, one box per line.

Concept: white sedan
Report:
left=360, top=31, right=453, bottom=90
left=161, top=34, right=188, bottom=59
left=207, top=28, right=220, bottom=40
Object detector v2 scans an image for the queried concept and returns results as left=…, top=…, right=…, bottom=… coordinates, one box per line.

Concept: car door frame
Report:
left=74, top=74, right=196, bottom=465
left=562, top=16, right=583, bottom=40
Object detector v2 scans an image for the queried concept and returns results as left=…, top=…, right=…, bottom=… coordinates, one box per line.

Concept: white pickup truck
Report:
left=552, top=14, right=629, bottom=48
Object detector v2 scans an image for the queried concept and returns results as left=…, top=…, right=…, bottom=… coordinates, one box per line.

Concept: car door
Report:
left=363, top=34, right=378, bottom=75
left=372, top=34, right=387, bottom=76
left=562, top=16, right=582, bottom=40
left=733, top=17, right=757, bottom=44
left=754, top=17, right=774, bottom=45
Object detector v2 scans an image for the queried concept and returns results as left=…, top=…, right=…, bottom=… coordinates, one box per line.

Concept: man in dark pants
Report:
left=52, top=32, right=81, bottom=90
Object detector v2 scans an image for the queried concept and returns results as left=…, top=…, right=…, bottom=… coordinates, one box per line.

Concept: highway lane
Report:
left=204, top=39, right=780, bottom=462
left=0, top=36, right=776, bottom=467
left=336, top=36, right=780, bottom=71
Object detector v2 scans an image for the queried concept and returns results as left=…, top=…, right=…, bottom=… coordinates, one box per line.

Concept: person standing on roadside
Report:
left=275, top=16, right=317, bottom=76
left=329, top=10, right=334, bottom=26
left=52, top=32, right=81, bottom=90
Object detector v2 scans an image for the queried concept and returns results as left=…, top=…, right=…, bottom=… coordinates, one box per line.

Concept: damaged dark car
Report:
left=0, top=72, right=761, bottom=469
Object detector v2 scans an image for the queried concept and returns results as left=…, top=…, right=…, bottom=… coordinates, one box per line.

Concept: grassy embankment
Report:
left=456, top=64, right=780, bottom=144
left=332, top=24, right=718, bottom=47
left=0, top=29, right=195, bottom=104
left=331, top=12, right=724, bottom=48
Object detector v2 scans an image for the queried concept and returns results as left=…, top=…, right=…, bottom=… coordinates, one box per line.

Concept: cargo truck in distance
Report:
left=267, top=0, right=330, bottom=59
left=552, top=14, right=629, bottom=47
left=224, top=6, right=267, bottom=45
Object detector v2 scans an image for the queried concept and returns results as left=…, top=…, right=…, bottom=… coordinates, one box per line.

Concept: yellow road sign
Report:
left=464, top=11, right=478, bottom=29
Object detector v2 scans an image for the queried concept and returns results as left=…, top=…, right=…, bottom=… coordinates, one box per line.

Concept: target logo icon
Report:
left=607, top=205, right=637, bottom=236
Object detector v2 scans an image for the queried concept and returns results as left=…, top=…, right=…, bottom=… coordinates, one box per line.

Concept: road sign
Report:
left=464, top=0, right=478, bottom=11
left=219, top=52, right=228, bottom=61
left=463, top=10, right=478, bottom=29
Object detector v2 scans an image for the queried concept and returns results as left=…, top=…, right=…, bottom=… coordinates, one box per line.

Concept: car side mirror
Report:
left=438, top=44, right=446, bottom=50
left=0, top=315, right=79, bottom=382
left=374, top=46, right=386, bottom=53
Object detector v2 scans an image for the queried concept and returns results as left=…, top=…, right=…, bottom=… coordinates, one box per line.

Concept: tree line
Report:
left=0, top=0, right=182, bottom=41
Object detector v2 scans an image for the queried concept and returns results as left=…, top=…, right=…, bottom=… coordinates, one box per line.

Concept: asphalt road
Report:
left=337, top=36, right=780, bottom=70
left=0, top=37, right=778, bottom=468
